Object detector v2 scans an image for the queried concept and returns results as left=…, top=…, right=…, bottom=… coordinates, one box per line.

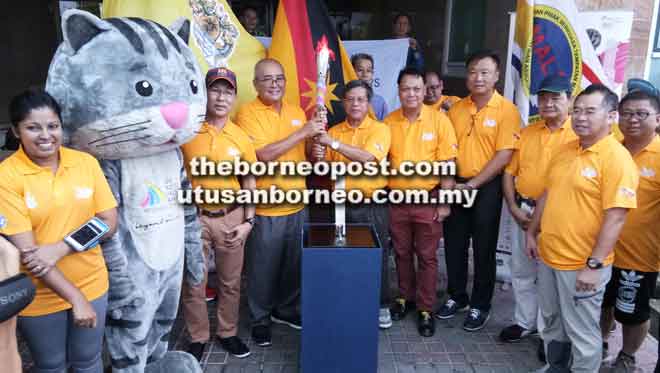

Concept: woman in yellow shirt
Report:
left=0, top=90, right=117, bottom=373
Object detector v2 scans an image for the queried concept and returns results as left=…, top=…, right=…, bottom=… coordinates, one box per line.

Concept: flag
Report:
left=269, top=0, right=359, bottom=125
left=511, top=0, right=611, bottom=123
left=102, top=0, right=266, bottom=109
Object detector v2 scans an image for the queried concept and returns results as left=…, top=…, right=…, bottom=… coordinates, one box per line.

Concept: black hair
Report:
left=240, top=5, right=258, bottom=16
left=351, top=53, right=374, bottom=69
left=575, top=84, right=619, bottom=112
left=424, top=70, right=444, bottom=81
left=619, top=90, right=660, bottom=113
left=392, top=12, right=411, bottom=25
left=343, top=80, right=373, bottom=101
left=465, top=50, right=501, bottom=70
left=397, top=67, right=425, bottom=85
left=9, top=89, right=62, bottom=128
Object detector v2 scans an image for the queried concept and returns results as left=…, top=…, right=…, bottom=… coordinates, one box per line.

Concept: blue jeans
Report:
left=18, top=292, right=108, bottom=373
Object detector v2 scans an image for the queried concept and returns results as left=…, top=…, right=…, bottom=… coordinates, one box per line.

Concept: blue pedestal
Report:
left=301, top=223, right=382, bottom=373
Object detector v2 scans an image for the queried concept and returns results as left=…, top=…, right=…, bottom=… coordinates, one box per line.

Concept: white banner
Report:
left=258, top=37, right=409, bottom=114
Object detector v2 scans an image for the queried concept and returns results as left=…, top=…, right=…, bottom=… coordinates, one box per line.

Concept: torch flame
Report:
left=315, top=35, right=336, bottom=61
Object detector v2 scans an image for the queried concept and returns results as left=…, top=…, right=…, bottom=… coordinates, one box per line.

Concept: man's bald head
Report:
left=253, top=58, right=286, bottom=105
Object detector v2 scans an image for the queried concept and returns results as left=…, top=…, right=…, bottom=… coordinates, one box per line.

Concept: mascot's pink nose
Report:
left=160, top=102, right=189, bottom=129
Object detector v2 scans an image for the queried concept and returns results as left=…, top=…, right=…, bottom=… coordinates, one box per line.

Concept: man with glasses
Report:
left=526, top=84, right=638, bottom=372
left=498, top=75, right=577, bottom=348
left=424, top=70, right=460, bottom=112
left=236, top=58, right=326, bottom=347
left=385, top=67, right=457, bottom=337
left=316, top=79, right=392, bottom=329
left=600, top=89, right=660, bottom=372
left=439, top=50, right=521, bottom=331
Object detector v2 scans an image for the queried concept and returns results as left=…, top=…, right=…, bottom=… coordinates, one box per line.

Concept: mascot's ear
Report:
left=62, top=9, right=109, bottom=53
left=170, top=18, right=191, bottom=45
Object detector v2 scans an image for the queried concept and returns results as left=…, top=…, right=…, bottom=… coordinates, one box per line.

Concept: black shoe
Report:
left=417, top=311, right=435, bottom=337
left=251, top=325, right=272, bottom=347
left=499, top=324, right=538, bottom=343
left=219, top=336, right=251, bottom=358
left=270, top=312, right=302, bottom=330
left=463, top=308, right=490, bottom=331
left=436, top=298, right=468, bottom=320
left=537, top=339, right=546, bottom=363
left=187, top=342, right=206, bottom=362
left=390, top=298, right=415, bottom=321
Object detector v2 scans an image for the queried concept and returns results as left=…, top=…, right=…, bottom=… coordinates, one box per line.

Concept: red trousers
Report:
left=389, top=204, right=443, bottom=311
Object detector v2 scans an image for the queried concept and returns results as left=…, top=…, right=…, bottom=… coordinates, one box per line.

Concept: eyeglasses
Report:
left=620, top=111, right=652, bottom=120
left=256, top=75, right=286, bottom=84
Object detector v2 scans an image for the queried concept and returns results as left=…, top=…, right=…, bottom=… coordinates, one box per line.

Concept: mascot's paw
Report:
left=144, top=351, right=202, bottom=373
left=107, top=289, right=146, bottom=320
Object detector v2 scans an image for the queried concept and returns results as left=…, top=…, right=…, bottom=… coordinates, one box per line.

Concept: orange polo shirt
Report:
left=235, top=98, right=307, bottom=216
left=385, top=105, right=458, bottom=191
left=181, top=120, right=257, bottom=211
left=326, top=116, right=391, bottom=198
left=614, top=135, right=660, bottom=272
left=539, top=135, right=639, bottom=270
left=427, top=95, right=461, bottom=111
left=506, top=118, right=577, bottom=200
left=0, top=147, right=117, bottom=316
left=448, top=91, right=522, bottom=178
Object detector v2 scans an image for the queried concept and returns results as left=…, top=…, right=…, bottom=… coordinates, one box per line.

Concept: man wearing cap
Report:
left=439, top=50, right=521, bottom=331
left=526, top=84, right=639, bottom=372
left=498, top=75, right=577, bottom=346
left=600, top=89, right=660, bottom=371
left=236, top=58, right=327, bottom=347
left=180, top=67, right=256, bottom=360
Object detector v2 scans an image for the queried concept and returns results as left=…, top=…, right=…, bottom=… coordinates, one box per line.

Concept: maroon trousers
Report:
left=389, top=204, right=443, bottom=311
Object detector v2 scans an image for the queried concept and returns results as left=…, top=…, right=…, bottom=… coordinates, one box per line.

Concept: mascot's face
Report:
left=46, top=10, right=206, bottom=159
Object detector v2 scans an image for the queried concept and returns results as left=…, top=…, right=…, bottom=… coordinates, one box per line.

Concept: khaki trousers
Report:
left=181, top=206, right=246, bottom=340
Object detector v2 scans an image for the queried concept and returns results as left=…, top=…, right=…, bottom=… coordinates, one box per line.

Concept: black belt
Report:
left=200, top=204, right=239, bottom=218
left=515, top=193, right=536, bottom=208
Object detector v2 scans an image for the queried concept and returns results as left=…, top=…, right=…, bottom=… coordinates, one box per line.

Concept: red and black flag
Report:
left=269, top=0, right=359, bottom=125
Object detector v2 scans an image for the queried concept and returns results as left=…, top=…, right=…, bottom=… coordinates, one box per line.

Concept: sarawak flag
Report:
left=269, top=0, right=359, bottom=125
left=511, top=0, right=610, bottom=123
left=102, top=0, right=266, bottom=109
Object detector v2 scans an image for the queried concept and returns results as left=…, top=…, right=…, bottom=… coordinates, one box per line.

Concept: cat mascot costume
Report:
left=45, top=10, right=206, bottom=373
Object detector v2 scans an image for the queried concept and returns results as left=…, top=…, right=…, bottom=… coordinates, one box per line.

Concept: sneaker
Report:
left=612, top=351, right=637, bottom=373
left=186, top=342, right=206, bottom=361
left=390, top=298, right=415, bottom=321
left=436, top=298, right=468, bottom=320
left=251, top=325, right=272, bottom=347
left=205, top=286, right=217, bottom=302
left=499, top=324, right=538, bottom=343
left=379, top=307, right=393, bottom=329
left=271, top=312, right=302, bottom=330
left=417, top=311, right=435, bottom=337
left=463, top=308, right=490, bottom=331
left=218, top=336, right=251, bottom=358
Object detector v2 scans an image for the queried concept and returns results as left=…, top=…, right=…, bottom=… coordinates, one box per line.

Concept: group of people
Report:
left=0, top=39, right=658, bottom=373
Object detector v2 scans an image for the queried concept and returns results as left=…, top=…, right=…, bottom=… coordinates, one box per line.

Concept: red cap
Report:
left=205, top=67, right=237, bottom=91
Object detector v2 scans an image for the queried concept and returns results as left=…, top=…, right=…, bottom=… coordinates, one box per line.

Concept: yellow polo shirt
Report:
left=235, top=98, right=307, bottom=216
left=326, top=117, right=391, bottom=198
left=539, top=135, right=639, bottom=270
left=0, top=147, right=117, bottom=316
left=181, top=121, right=257, bottom=211
left=448, top=92, right=522, bottom=178
left=385, top=105, right=458, bottom=191
left=427, top=95, right=461, bottom=111
left=506, top=118, right=578, bottom=200
left=614, top=135, right=660, bottom=272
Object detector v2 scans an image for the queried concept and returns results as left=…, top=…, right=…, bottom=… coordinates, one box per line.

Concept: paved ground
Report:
left=19, top=255, right=659, bottom=372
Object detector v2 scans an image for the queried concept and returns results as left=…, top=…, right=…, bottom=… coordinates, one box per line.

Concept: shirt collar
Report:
left=467, top=91, right=502, bottom=112
left=392, top=104, right=430, bottom=124
left=578, top=134, right=616, bottom=154
left=641, top=135, right=660, bottom=154
left=13, top=146, right=76, bottom=175
left=252, top=97, right=285, bottom=113
left=336, top=116, right=374, bottom=132
left=542, top=117, right=571, bottom=131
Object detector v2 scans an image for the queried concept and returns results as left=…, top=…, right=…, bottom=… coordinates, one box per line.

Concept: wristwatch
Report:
left=586, top=257, right=603, bottom=270
left=245, top=217, right=256, bottom=226
left=330, top=140, right=340, bottom=150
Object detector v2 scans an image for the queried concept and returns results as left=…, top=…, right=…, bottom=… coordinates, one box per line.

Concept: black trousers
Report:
left=443, top=175, right=503, bottom=312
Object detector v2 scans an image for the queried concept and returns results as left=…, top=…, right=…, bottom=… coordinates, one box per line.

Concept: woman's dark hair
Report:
left=9, top=89, right=62, bottom=128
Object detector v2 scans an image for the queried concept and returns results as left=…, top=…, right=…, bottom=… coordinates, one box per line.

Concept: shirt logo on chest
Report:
left=581, top=167, right=598, bottom=179
left=25, top=192, right=38, bottom=209
left=227, top=147, right=240, bottom=157
left=74, top=187, right=93, bottom=199
left=483, top=118, right=497, bottom=128
left=422, top=132, right=434, bottom=141
left=640, top=167, right=655, bottom=178
left=374, top=143, right=384, bottom=152
left=141, top=182, right=166, bottom=208
left=0, top=215, right=6, bottom=229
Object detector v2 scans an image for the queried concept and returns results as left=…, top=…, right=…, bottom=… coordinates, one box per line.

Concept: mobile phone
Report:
left=64, top=217, right=109, bottom=252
